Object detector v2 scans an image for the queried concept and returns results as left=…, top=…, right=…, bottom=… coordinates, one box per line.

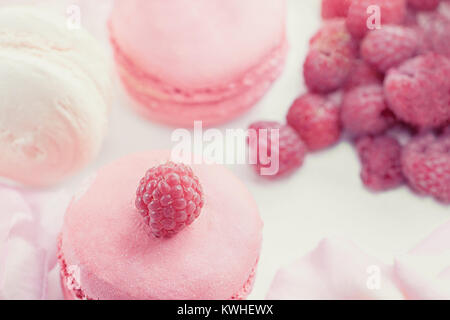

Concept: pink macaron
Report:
left=58, top=151, right=262, bottom=300
left=109, top=0, right=287, bottom=127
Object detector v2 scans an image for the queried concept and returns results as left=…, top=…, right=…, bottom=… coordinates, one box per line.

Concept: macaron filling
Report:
left=110, top=29, right=287, bottom=104
left=110, top=25, right=287, bottom=126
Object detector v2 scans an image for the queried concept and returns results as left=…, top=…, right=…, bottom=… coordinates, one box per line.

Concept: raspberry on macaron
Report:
left=136, top=162, right=205, bottom=238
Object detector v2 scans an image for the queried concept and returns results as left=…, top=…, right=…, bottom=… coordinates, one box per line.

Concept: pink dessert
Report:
left=109, top=0, right=287, bottom=127
left=58, top=151, right=262, bottom=300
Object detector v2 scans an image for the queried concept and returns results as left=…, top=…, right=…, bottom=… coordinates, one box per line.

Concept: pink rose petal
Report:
left=266, top=238, right=403, bottom=300
left=0, top=184, right=70, bottom=300
left=267, top=222, right=450, bottom=300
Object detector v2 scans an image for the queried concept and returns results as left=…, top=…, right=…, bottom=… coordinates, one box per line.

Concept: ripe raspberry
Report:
left=346, top=0, right=407, bottom=38
left=361, top=25, right=420, bottom=73
left=384, top=53, right=450, bottom=129
left=444, top=125, right=450, bottom=136
left=286, top=93, right=341, bottom=151
left=321, top=0, right=352, bottom=19
left=440, top=1, right=450, bottom=20
left=402, top=133, right=450, bottom=203
left=341, top=84, right=396, bottom=136
left=417, top=11, right=450, bottom=58
left=135, top=162, right=205, bottom=238
left=344, top=59, right=383, bottom=90
left=304, top=19, right=357, bottom=93
left=248, top=121, right=307, bottom=177
left=408, top=0, right=441, bottom=11
left=404, top=6, right=419, bottom=26
left=356, top=135, right=404, bottom=191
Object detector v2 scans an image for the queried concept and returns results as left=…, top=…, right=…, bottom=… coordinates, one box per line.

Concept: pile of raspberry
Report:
left=248, top=0, right=450, bottom=204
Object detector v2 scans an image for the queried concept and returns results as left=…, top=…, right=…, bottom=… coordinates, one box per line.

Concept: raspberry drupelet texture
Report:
left=346, top=0, right=407, bottom=38
left=401, top=132, right=450, bottom=203
left=341, top=84, right=396, bottom=136
left=440, top=1, right=450, bottom=20
left=356, top=135, right=404, bottom=191
left=321, top=0, right=352, bottom=19
left=384, top=53, right=450, bottom=129
left=408, top=0, right=441, bottom=11
left=248, top=121, right=307, bottom=178
left=404, top=6, right=419, bottom=26
left=361, top=25, right=420, bottom=73
left=417, top=10, right=450, bottom=58
left=136, top=162, right=205, bottom=238
left=344, top=59, right=383, bottom=90
left=287, top=93, right=341, bottom=151
left=303, top=19, right=357, bottom=93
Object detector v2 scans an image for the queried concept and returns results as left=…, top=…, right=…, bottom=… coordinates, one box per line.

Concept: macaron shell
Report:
left=110, top=0, right=286, bottom=90
left=115, top=40, right=287, bottom=127
left=61, top=151, right=262, bottom=299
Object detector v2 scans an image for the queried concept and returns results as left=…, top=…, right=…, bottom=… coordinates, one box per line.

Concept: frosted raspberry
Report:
left=309, top=19, right=358, bottom=49
left=361, top=25, right=420, bottom=73
left=417, top=11, right=450, bottom=57
left=408, top=0, right=441, bottom=11
left=135, top=162, right=205, bottom=238
left=404, top=6, right=419, bottom=26
left=356, top=135, right=404, bottom=191
left=344, top=59, right=383, bottom=90
left=444, top=125, right=450, bottom=136
left=321, top=0, right=352, bottom=19
left=346, top=0, right=407, bottom=38
left=304, top=19, right=357, bottom=93
left=440, top=1, right=450, bottom=20
left=286, top=93, right=341, bottom=151
left=341, top=84, right=396, bottom=136
left=384, top=53, right=450, bottom=129
left=248, top=121, right=307, bottom=177
left=402, top=133, right=450, bottom=203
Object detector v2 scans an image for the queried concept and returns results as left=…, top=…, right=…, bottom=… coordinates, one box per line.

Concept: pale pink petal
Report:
left=0, top=185, right=70, bottom=300
left=0, top=209, right=47, bottom=300
left=394, top=220, right=450, bottom=300
left=411, top=221, right=450, bottom=255
left=1, top=238, right=48, bottom=300
left=394, top=255, right=450, bottom=300
left=266, top=238, right=403, bottom=300
left=0, top=186, right=31, bottom=241
left=23, top=190, right=70, bottom=269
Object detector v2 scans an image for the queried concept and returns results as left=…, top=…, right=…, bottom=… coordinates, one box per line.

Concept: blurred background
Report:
left=0, top=0, right=448, bottom=299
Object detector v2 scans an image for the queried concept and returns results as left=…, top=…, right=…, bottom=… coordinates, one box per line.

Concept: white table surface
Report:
left=10, top=0, right=448, bottom=299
